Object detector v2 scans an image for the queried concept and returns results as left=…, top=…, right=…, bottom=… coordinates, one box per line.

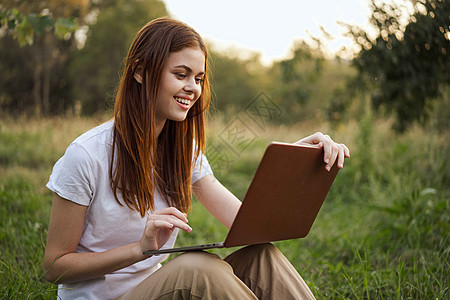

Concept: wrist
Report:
left=132, top=242, right=149, bottom=262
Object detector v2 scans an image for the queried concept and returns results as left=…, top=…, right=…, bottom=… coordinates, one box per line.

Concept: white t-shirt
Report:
left=46, top=120, right=213, bottom=300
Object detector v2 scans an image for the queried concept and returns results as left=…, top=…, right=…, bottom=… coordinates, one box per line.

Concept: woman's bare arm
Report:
left=43, top=194, right=147, bottom=283
left=192, top=174, right=242, bottom=229
left=44, top=193, right=190, bottom=284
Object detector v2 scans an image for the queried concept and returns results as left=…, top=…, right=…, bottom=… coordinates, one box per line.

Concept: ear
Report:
left=133, top=60, right=143, bottom=84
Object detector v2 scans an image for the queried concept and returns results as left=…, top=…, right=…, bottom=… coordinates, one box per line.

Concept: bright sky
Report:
left=163, top=0, right=375, bottom=63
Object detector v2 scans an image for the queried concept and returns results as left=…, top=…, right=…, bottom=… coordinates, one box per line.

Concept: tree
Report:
left=0, top=1, right=84, bottom=115
left=69, top=0, right=167, bottom=114
left=0, top=0, right=168, bottom=116
left=0, top=7, right=78, bottom=47
left=208, top=48, right=269, bottom=115
left=270, top=41, right=324, bottom=123
left=348, top=0, right=449, bottom=132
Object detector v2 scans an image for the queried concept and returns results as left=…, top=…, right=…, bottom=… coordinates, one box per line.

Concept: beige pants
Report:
left=116, top=244, right=315, bottom=299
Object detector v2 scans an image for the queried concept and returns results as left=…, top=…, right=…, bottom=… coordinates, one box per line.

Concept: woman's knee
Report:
left=157, top=251, right=256, bottom=299
left=116, top=251, right=248, bottom=299
left=168, top=251, right=232, bottom=275
left=226, top=243, right=279, bottom=262
left=245, top=243, right=278, bottom=255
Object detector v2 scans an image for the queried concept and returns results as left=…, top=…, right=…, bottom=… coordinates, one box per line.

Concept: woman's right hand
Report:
left=140, top=207, right=192, bottom=254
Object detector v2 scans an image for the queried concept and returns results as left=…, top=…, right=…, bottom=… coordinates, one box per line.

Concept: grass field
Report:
left=0, top=114, right=448, bottom=299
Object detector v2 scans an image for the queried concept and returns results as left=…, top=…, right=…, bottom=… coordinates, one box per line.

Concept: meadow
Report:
left=0, top=113, right=448, bottom=299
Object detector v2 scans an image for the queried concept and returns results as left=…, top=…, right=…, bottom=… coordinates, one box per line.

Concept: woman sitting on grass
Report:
left=43, top=17, right=350, bottom=300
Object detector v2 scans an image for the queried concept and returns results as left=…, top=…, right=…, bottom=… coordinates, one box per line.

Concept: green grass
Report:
left=0, top=177, right=56, bottom=298
left=0, top=115, right=448, bottom=299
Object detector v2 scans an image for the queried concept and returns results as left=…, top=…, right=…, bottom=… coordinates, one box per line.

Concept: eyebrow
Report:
left=174, top=65, right=205, bottom=76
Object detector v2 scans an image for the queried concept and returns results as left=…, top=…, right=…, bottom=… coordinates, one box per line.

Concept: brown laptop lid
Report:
left=224, top=142, right=339, bottom=247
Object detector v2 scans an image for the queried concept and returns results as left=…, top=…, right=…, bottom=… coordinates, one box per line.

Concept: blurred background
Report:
left=0, top=0, right=448, bottom=299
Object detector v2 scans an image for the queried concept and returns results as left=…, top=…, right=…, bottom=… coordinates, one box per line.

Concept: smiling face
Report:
left=153, top=46, right=206, bottom=132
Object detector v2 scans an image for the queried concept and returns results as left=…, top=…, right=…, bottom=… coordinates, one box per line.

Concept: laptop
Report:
left=143, top=142, right=340, bottom=255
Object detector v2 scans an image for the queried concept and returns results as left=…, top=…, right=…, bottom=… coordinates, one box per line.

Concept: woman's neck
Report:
left=155, top=119, right=166, bottom=137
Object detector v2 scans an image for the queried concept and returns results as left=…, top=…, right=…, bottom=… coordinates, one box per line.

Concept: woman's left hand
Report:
left=294, top=132, right=350, bottom=171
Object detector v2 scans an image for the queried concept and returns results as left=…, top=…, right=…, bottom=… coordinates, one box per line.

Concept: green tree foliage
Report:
left=349, top=0, right=449, bottom=132
left=269, top=40, right=354, bottom=124
left=0, top=8, right=77, bottom=46
left=270, top=41, right=324, bottom=122
left=0, top=0, right=167, bottom=116
left=0, top=1, right=86, bottom=115
left=69, top=0, right=167, bottom=114
left=208, top=49, right=269, bottom=115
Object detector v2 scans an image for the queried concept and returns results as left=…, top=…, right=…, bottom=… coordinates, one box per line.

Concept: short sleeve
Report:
left=191, top=151, right=214, bottom=183
left=46, top=143, right=95, bottom=206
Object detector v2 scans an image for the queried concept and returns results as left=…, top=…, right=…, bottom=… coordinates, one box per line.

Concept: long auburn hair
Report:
left=110, top=17, right=210, bottom=217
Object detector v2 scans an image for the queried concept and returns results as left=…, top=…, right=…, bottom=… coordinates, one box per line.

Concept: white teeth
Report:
left=174, top=97, right=190, bottom=105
